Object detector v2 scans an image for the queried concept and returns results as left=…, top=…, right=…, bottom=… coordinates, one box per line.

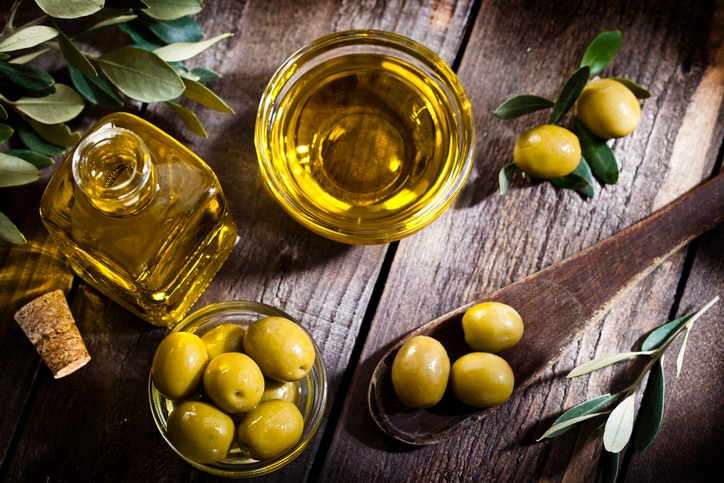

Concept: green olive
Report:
left=203, top=352, right=265, bottom=414
left=576, top=78, right=641, bottom=139
left=167, top=400, right=235, bottom=464
left=450, top=352, right=514, bottom=408
left=151, top=332, right=209, bottom=400
left=513, top=124, right=581, bottom=179
left=201, top=323, right=246, bottom=360
left=261, top=378, right=300, bottom=405
left=462, top=302, right=524, bottom=353
left=243, top=316, right=316, bottom=382
left=391, top=335, right=450, bottom=408
left=237, top=400, right=304, bottom=460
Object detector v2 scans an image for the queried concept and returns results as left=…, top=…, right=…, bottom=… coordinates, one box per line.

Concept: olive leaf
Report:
left=153, top=33, right=233, bottom=62
left=612, top=77, right=652, bottom=99
left=14, top=84, right=85, bottom=124
left=0, top=152, right=40, bottom=187
left=567, top=351, right=652, bottom=378
left=78, top=14, right=139, bottom=36
left=189, top=67, right=221, bottom=83
left=182, top=77, right=234, bottom=113
left=549, top=65, right=590, bottom=125
left=166, top=101, right=207, bottom=137
left=14, top=117, right=66, bottom=155
left=0, top=62, right=56, bottom=93
left=600, top=450, right=620, bottom=483
left=641, top=313, right=694, bottom=351
left=143, top=0, right=203, bottom=21
left=0, top=123, right=13, bottom=143
left=27, top=119, right=80, bottom=147
left=69, top=64, right=124, bottom=107
left=4, top=149, right=54, bottom=168
left=631, top=358, right=665, bottom=453
left=550, top=157, right=595, bottom=198
left=538, top=393, right=616, bottom=439
left=498, top=162, right=517, bottom=196
left=54, top=22, right=97, bottom=76
left=105, top=0, right=149, bottom=9
left=146, top=16, right=204, bottom=44
left=35, top=0, right=105, bottom=19
left=0, top=26, right=59, bottom=52
left=494, top=94, right=554, bottom=119
left=97, top=46, right=185, bottom=102
left=573, top=116, right=619, bottom=184
left=0, top=104, right=6, bottom=120
left=7, top=48, right=51, bottom=66
left=0, top=211, right=26, bottom=244
left=603, top=394, right=635, bottom=453
left=580, top=30, right=622, bottom=77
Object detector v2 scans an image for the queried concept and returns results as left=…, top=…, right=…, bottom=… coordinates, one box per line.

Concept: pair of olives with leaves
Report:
left=151, top=316, right=315, bottom=464
left=391, top=302, right=524, bottom=409
left=496, top=30, right=651, bottom=198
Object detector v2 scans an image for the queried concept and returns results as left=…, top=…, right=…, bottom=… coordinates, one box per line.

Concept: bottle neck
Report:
left=72, top=126, right=155, bottom=215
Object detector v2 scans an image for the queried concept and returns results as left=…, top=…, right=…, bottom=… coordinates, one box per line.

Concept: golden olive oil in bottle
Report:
left=40, top=113, right=237, bottom=327
left=269, top=52, right=459, bottom=233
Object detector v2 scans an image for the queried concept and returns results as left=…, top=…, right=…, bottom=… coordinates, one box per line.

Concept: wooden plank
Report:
left=322, top=0, right=724, bottom=481
left=1, top=0, right=477, bottom=480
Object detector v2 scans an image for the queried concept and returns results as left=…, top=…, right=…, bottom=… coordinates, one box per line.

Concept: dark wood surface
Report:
left=1, top=0, right=723, bottom=482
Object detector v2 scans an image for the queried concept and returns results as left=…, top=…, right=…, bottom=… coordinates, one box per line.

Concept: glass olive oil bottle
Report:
left=40, top=113, right=237, bottom=327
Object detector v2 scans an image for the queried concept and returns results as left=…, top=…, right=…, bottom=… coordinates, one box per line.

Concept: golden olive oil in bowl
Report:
left=256, top=30, right=475, bottom=244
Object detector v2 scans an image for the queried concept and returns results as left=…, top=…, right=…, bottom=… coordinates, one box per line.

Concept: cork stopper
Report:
left=14, top=290, right=91, bottom=379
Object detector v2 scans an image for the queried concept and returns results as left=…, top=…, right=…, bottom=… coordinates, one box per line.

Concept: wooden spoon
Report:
left=368, top=171, right=724, bottom=446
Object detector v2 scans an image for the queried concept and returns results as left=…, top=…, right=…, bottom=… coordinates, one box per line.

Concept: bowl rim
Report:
left=148, top=300, right=329, bottom=477
left=255, top=29, right=476, bottom=244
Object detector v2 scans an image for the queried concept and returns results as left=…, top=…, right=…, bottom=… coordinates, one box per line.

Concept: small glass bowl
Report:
left=255, top=29, right=475, bottom=244
left=149, top=301, right=328, bottom=477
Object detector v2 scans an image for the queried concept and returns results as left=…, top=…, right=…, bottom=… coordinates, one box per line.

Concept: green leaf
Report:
left=573, top=116, right=619, bottom=184
left=538, top=394, right=616, bottom=439
left=69, top=64, right=123, bottom=107
left=15, top=84, right=85, bottom=124
left=7, top=48, right=51, bottom=65
left=105, top=0, right=148, bottom=8
left=153, top=33, right=233, bottom=62
left=632, top=358, right=665, bottom=453
left=3, top=149, right=54, bottom=168
left=182, top=77, right=233, bottom=113
left=0, top=26, right=59, bottom=53
left=549, top=65, right=590, bottom=125
left=494, top=94, right=554, bottom=119
left=603, top=394, right=635, bottom=453
left=117, top=21, right=163, bottom=50
left=143, top=0, right=203, bottom=20
left=567, top=351, right=652, bottom=378
left=600, top=449, right=620, bottom=483
left=550, top=156, right=595, bottom=198
left=190, top=67, right=221, bottom=83
left=612, top=77, right=652, bottom=99
left=35, top=0, right=105, bottom=19
left=0, top=104, right=6, bottom=119
left=0, top=211, right=26, bottom=244
left=80, top=14, right=138, bottom=36
left=165, top=101, right=207, bottom=137
left=641, top=314, right=694, bottom=351
left=97, top=46, right=185, bottom=102
left=498, top=162, right=517, bottom=196
left=0, top=62, right=55, bottom=92
left=147, top=16, right=204, bottom=43
left=14, top=117, right=66, bottom=155
left=27, top=119, right=80, bottom=148
left=676, top=325, right=692, bottom=377
left=0, top=152, right=40, bottom=187
left=0, top=123, right=13, bottom=143
left=54, top=22, right=97, bottom=76
left=580, top=30, right=622, bottom=77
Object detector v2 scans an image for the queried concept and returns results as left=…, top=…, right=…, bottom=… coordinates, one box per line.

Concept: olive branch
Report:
left=0, top=0, right=234, bottom=244
left=495, top=30, right=651, bottom=198
left=537, top=296, right=720, bottom=482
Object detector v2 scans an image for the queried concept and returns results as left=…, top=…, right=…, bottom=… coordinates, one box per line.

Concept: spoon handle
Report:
left=369, top=171, right=724, bottom=445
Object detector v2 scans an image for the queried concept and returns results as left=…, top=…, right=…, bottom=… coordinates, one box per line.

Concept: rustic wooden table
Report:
left=1, top=0, right=723, bottom=481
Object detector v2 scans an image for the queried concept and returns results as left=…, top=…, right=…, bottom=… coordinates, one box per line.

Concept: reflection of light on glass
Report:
left=389, top=157, right=401, bottom=174
left=328, top=124, right=346, bottom=141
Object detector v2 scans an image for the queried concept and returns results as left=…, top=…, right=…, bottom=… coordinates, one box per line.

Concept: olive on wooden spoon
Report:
left=368, top=171, right=724, bottom=446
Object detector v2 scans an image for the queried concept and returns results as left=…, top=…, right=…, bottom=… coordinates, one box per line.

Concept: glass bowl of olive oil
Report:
left=255, top=30, right=475, bottom=244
